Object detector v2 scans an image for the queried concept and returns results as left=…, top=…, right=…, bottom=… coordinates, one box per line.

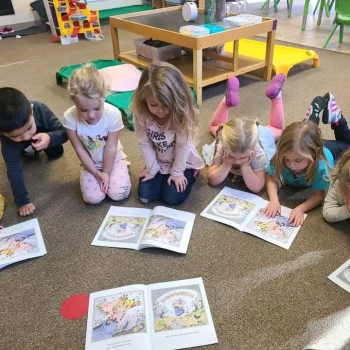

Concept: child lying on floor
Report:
left=323, top=150, right=350, bottom=222
left=264, top=92, right=349, bottom=226
left=206, top=73, right=286, bottom=193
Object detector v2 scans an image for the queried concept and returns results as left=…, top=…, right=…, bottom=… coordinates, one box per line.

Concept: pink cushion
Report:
left=100, top=64, right=142, bottom=92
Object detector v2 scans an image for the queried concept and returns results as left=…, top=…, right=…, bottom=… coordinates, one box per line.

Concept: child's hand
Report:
left=18, top=203, right=36, bottom=216
left=139, top=168, right=155, bottom=182
left=167, top=175, right=188, bottom=193
left=241, top=150, right=256, bottom=168
left=223, top=154, right=249, bottom=167
left=223, top=154, right=236, bottom=167
left=31, top=133, right=51, bottom=151
left=263, top=200, right=281, bottom=218
left=96, top=171, right=110, bottom=194
left=288, top=207, right=305, bottom=227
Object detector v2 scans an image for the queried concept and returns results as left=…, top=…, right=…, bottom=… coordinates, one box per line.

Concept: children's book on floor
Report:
left=0, top=218, right=46, bottom=270
left=85, top=277, right=218, bottom=350
left=201, top=187, right=305, bottom=249
left=328, top=258, right=350, bottom=293
left=91, top=206, right=196, bottom=254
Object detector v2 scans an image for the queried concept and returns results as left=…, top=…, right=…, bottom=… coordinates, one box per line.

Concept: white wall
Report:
left=0, top=0, right=35, bottom=26
left=0, top=0, right=143, bottom=26
left=87, top=0, right=142, bottom=11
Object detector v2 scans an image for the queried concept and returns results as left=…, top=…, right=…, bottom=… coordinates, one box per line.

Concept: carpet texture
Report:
left=0, top=24, right=350, bottom=350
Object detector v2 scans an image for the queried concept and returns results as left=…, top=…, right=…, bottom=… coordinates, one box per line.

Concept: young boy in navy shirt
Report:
left=0, top=87, right=68, bottom=216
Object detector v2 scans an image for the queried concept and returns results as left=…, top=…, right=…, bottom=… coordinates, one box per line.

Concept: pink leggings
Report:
left=80, top=158, right=131, bottom=204
left=210, top=96, right=285, bottom=141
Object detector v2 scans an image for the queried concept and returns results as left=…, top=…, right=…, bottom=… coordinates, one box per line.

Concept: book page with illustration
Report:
left=139, top=206, right=196, bottom=254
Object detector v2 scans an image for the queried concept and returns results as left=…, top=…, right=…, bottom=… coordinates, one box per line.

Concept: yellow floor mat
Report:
left=225, top=39, right=319, bottom=76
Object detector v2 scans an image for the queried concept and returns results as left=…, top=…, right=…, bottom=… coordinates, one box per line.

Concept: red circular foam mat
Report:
left=60, top=294, right=89, bottom=320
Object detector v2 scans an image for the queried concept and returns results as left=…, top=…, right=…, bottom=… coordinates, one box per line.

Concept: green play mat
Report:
left=99, top=5, right=153, bottom=20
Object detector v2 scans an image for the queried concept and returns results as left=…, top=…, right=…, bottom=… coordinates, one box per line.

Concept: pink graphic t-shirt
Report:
left=135, top=118, right=204, bottom=177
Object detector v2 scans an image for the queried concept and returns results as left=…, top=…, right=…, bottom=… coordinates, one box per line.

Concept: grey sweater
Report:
left=323, top=180, right=350, bottom=222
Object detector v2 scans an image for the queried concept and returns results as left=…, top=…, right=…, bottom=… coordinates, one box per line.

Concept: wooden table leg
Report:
left=193, top=49, right=203, bottom=105
left=264, top=23, right=276, bottom=81
left=233, top=40, right=239, bottom=72
left=110, top=26, right=120, bottom=59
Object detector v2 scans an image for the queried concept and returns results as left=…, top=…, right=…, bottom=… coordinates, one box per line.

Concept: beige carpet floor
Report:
left=0, top=23, right=350, bottom=350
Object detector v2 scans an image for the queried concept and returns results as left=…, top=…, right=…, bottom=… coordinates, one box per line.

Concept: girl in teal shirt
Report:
left=264, top=92, right=350, bottom=226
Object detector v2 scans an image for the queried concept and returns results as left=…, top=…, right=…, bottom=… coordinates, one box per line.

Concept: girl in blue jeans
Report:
left=131, top=62, right=204, bottom=206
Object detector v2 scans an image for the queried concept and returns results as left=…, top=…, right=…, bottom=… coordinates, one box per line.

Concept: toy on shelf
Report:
left=51, top=0, right=103, bottom=45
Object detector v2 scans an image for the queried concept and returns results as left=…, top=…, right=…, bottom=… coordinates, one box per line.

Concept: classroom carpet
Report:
left=1, top=26, right=350, bottom=350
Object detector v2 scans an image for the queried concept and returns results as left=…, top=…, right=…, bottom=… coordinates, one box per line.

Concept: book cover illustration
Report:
left=99, top=215, right=146, bottom=243
left=152, top=285, right=208, bottom=332
left=144, top=215, right=186, bottom=247
left=246, top=209, right=295, bottom=244
left=329, top=258, right=350, bottom=293
left=91, top=291, right=146, bottom=343
left=335, top=265, right=350, bottom=289
left=207, top=194, right=255, bottom=225
left=0, top=228, right=39, bottom=261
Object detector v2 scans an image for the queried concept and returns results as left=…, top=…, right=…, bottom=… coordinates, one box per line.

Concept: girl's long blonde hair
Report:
left=215, top=118, right=260, bottom=154
left=68, top=63, right=108, bottom=101
left=131, top=61, right=198, bottom=138
left=271, top=120, right=328, bottom=185
left=332, top=149, right=350, bottom=196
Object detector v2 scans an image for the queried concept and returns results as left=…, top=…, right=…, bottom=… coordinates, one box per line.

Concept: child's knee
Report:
left=163, top=189, right=187, bottom=206
left=138, top=181, right=154, bottom=203
left=108, top=184, right=131, bottom=201
left=83, top=193, right=105, bottom=205
left=45, top=145, right=64, bottom=159
left=163, top=195, right=186, bottom=206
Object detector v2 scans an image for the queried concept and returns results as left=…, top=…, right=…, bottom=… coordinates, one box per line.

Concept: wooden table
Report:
left=110, top=7, right=277, bottom=105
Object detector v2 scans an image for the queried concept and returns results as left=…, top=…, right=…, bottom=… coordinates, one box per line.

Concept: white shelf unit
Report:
left=43, top=0, right=58, bottom=36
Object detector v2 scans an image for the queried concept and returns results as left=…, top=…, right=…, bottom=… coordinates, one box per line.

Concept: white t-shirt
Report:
left=63, top=102, right=126, bottom=169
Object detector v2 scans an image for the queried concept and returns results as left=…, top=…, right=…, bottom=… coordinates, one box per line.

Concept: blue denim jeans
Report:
left=323, top=116, right=350, bottom=160
left=138, top=169, right=199, bottom=206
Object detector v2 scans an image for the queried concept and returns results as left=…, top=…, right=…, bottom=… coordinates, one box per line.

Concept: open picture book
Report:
left=0, top=218, right=46, bottom=270
left=85, top=277, right=218, bottom=350
left=91, top=206, right=196, bottom=254
left=328, top=258, right=350, bottom=293
left=201, top=187, right=305, bottom=249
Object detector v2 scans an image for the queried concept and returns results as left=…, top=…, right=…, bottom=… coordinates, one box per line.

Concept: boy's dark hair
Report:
left=0, top=87, right=32, bottom=133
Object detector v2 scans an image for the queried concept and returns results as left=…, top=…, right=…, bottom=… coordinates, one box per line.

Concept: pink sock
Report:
left=210, top=98, right=230, bottom=136
left=265, top=95, right=284, bottom=141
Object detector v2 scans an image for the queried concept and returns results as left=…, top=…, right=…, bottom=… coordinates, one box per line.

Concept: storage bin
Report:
left=134, top=38, right=181, bottom=61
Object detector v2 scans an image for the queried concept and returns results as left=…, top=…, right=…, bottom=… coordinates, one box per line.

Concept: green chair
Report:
left=261, top=0, right=294, bottom=17
left=312, top=0, right=334, bottom=15
left=323, top=0, right=350, bottom=48
left=302, top=0, right=332, bottom=31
